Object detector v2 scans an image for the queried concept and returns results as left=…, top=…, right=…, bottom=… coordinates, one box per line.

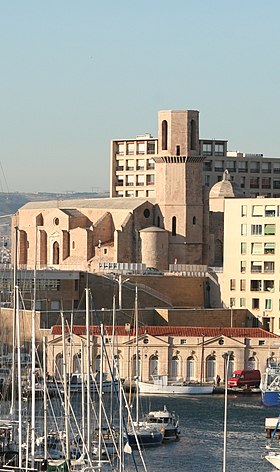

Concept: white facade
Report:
left=222, top=197, right=280, bottom=333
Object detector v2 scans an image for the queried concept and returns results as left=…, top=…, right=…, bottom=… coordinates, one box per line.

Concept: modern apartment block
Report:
left=221, top=197, right=280, bottom=334
left=110, top=110, right=280, bottom=198
left=110, top=133, right=158, bottom=198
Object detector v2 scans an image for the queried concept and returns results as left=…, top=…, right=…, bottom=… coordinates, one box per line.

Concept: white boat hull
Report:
left=138, top=381, right=213, bottom=395
left=265, top=452, right=280, bottom=470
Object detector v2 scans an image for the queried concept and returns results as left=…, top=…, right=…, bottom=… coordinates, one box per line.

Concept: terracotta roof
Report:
left=50, top=325, right=279, bottom=338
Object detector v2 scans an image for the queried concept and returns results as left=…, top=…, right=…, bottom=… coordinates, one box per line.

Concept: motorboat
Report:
left=140, top=405, right=180, bottom=441
left=260, top=360, right=280, bottom=406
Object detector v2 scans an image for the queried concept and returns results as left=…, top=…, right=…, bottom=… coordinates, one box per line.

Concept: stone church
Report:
left=12, top=110, right=210, bottom=272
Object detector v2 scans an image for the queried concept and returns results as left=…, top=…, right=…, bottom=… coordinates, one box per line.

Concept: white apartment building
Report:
left=110, top=133, right=158, bottom=198
left=222, top=197, right=280, bottom=334
left=110, top=110, right=280, bottom=199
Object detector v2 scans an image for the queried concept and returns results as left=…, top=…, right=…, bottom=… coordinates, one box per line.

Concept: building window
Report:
left=104, top=248, right=107, bottom=255
left=241, top=205, right=247, bottom=217
left=230, top=297, right=235, bottom=307
left=251, top=225, right=262, bottom=236
left=230, top=279, right=236, bottom=291
left=251, top=261, right=262, bottom=273
left=203, top=161, right=212, bottom=171
left=251, top=280, right=262, bottom=291
left=264, top=242, right=275, bottom=254
left=240, top=261, right=246, bottom=273
left=203, top=143, right=212, bottom=155
left=241, top=242, right=247, bottom=254
left=186, top=356, right=195, bottom=380
left=241, top=224, right=247, bottom=236
left=180, top=339, right=187, bottom=345
left=240, top=279, right=246, bottom=291
left=162, top=120, right=168, bottom=151
left=176, top=145, right=180, bottom=156
left=72, top=241, right=75, bottom=250
left=143, top=208, right=150, bottom=218
left=252, top=298, right=260, bottom=309
left=251, top=242, right=262, bottom=254
left=264, top=261, right=274, bottom=273
left=265, top=299, right=272, bottom=310
left=238, top=162, right=248, bottom=173
left=172, top=216, right=176, bottom=236
left=204, top=175, right=210, bottom=186
left=240, top=298, right=246, bottom=307
left=264, top=224, right=275, bottom=235
left=193, top=216, right=196, bottom=225
left=147, top=142, right=155, bottom=154
left=54, top=218, right=60, bottom=226
left=252, top=205, right=263, bottom=217
left=127, top=142, right=135, bottom=155
left=264, top=280, right=274, bottom=292
left=214, top=143, right=224, bottom=155
left=149, top=355, right=159, bottom=379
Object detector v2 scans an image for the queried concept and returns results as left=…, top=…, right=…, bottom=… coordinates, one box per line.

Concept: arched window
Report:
left=206, top=355, right=216, bottom=381
left=247, top=356, right=256, bottom=370
left=228, top=358, right=235, bottom=378
left=131, top=354, right=141, bottom=379
left=55, top=352, right=63, bottom=378
left=113, top=355, right=120, bottom=377
left=73, top=352, right=81, bottom=374
left=157, top=216, right=160, bottom=228
left=190, top=119, right=196, bottom=151
left=95, top=354, right=101, bottom=372
left=193, top=216, right=196, bottom=225
left=162, top=120, right=168, bottom=151
left=149, top=355, right=159, bottom=379
left=53, top=241, right=59, bottom=265
left=171, top=355, right=180, bottom=380
left=172, top=216, right=176, bottom=236
left=186, top=356, right=195, bottom=380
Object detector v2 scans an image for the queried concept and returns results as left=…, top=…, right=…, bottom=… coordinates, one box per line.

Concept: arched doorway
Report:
left=171, top=355, right=180, bottom=380
left=186, top=356, right=195, bottom=381
left=206, top=355, right=216, bottom=381
left=149, top=355, right=159, bottom=379
left=55, top=352, right=63, bottom=378
left=73, top=352, right=81, bottom=374
left=247, top=356, right=256, bottom=370
left=131, top=354, right=141, bottom=379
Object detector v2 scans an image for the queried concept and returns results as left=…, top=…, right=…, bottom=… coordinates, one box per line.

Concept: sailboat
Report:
left=264, top=416, right=280, bottom=470
left=126, top=286, right=163, bottom=448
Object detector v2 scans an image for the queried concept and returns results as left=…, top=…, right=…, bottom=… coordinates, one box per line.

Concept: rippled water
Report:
left=1, top=392, right=278, bottom=472
left=136, top=393, right=278, bottom=472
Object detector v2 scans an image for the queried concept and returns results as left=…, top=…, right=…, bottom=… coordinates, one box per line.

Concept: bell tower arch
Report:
left=155, top=110, right=208, bottom=266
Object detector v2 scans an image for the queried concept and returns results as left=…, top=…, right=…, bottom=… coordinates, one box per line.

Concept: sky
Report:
left=0, top=0, right=280, bottom=194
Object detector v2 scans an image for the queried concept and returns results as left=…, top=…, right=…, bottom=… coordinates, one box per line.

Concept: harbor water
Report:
left=137, top=393, right=279, bottom=472
left=0, top=392, right=278, bottom=472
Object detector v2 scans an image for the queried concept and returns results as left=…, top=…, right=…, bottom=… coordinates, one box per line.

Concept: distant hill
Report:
left=0, top=191, right=109, bottom=238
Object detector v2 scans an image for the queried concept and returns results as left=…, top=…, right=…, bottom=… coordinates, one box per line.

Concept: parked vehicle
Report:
left=227, top=369, right=261, bottom=389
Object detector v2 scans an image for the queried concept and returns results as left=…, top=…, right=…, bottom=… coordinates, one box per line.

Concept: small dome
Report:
left=209, top=170, right=243, bottom=199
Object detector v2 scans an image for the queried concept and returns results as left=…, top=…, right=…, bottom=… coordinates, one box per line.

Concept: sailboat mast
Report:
left=31, top=224, right=38, bottom=468
left=135, top=285, right=139, bottom=427
left=98, top=323, right=104, bottom=466
left=10, top=225, right=18, bottom=416
left=85, top=287, right=91, bottom=453
left=15, top=284, right=22, bottom=468
left=43, top=336, right=48, bottom=461
left=61, top=312, right=71, bottom=463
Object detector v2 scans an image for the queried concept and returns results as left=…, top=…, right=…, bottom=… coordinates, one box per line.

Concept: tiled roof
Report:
left=20, top=197, right=155, bottom=212
left=51, top=325, right=279, bottom=338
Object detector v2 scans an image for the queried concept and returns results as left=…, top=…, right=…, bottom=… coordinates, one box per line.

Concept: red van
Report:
left=227, top=369, right=261, bottom=388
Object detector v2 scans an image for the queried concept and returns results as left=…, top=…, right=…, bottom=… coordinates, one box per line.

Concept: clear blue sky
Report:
left=0, top=0, right=279, bottom=193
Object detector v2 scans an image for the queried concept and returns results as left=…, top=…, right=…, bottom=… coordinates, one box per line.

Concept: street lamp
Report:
left=223, top=350, right=233, bottom=472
